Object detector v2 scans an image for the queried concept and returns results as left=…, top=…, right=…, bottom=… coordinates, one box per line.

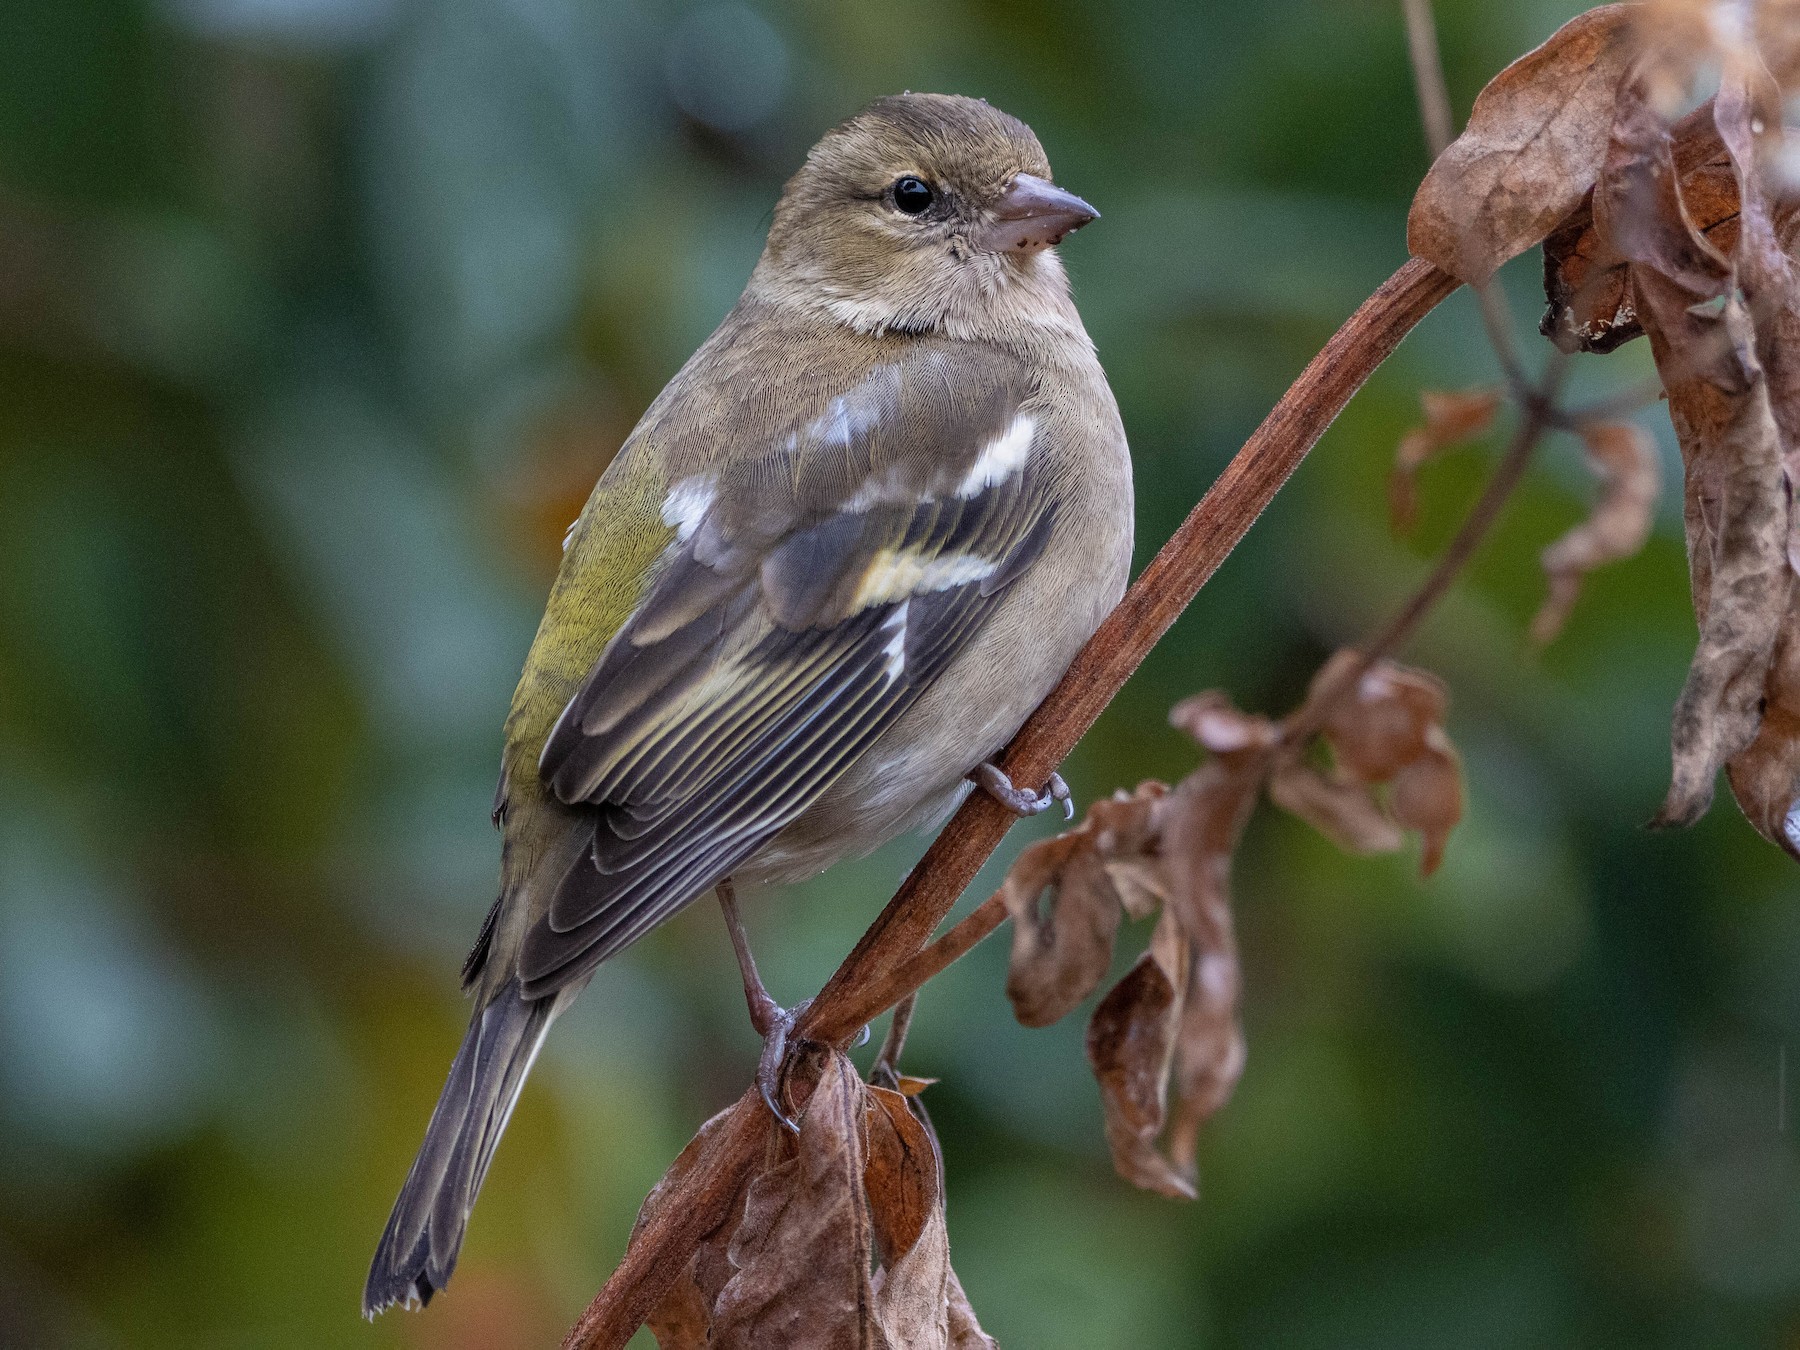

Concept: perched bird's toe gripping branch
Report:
left=971, top=761, right=1076, bottom=820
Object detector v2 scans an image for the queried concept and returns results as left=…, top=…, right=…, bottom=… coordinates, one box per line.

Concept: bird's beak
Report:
left=976, top=173, right=1099, bottom=254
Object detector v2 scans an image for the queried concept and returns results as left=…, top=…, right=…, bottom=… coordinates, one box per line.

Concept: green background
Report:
left=2, top=0, right=1797, bottom=1346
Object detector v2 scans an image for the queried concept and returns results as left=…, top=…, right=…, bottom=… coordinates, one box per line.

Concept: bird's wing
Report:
left=519, top=345, right=1056, bottom=996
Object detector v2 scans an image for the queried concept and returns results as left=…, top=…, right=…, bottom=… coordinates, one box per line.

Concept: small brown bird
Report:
left=364, top=92, right=1131, bottom=1314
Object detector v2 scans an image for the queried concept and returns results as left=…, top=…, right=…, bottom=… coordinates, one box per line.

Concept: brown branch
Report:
left=562, top=255, right=1458, bottom=1350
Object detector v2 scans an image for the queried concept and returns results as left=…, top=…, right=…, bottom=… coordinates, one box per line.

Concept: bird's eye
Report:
left=892, top=176, right=934, bottom=215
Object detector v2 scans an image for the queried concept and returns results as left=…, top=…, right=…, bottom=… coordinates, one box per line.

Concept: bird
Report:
left=363, top=91, right=1132, bottom=1316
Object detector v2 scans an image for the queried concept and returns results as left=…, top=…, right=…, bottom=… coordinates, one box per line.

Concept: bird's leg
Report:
left=971, top=761, right=1075, bottom=821
left=715, top=878, right=807, bottom=1132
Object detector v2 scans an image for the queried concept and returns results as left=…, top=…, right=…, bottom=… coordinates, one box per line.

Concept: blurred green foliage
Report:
left=2, top=1, right=1798, bottom=1346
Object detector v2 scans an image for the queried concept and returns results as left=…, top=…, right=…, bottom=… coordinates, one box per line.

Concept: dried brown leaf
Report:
left=709, top=1054, right=875, bottom=1349
left=871, top=1201, right=954, bottom=1349
left=1267, top=761, right=1405, bottom=855
left=649, top=1054, right=992, bottom=1350
left=999, top=786, right=1167, bottom=1029
left=1168, top=691, right=1279, bottom=755
left=866, top=1091, right=954, bottom=1349
left=1082, top=700, right=1264, bottom=1200
left=1085, top=913, right=1193, bottom=1200
left=1408, top=5, right=1639, bottom=284
left=1530, top=420, right=1662, bottom=644
left=1309, top=652, right=1449, bottom=782
left=1714, top=67, right=1800, bottom=854
left=1387, top=730, right=1464, bottom=877
left=1159, top=778, right=1246, bottom=1176
left=1644, top=286, right=1788, bottom=826
left=1715, top=71, right=1800, bottom=460
left=1608, top=72, right=1796, bottom=828
left=1594, top=84, right=1734, bottom=296
left=890, top=1099, right=999, bottom=1350
left=1389, top=388, right=1502, bottom=532
left=1298, top=651, right=1464, bottom=874
left=864, top=1085, right=937, bottom=1267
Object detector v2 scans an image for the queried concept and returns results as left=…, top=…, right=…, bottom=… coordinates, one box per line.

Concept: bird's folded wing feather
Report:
left=519, top=346, right=1056, bottom=996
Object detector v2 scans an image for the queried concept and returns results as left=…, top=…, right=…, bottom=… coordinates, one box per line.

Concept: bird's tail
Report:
left=363, top=979, right=556, bottom=1316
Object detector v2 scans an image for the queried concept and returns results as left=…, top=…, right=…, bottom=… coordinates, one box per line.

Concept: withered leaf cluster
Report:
left=999, top=655, right=1463, bottom=1197
left=1407, top=1, right=1800, bottom=853
left=645, top=1053, right=995, bottom=1349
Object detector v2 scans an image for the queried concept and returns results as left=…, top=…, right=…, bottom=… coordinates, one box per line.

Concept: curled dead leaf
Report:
left=1298, top=651, right=1464, bottom=876
left=1530, top=420, right=1662, bottom=644
left=647, top=1053, right=993, bottom=1350
left=946, top=1268, right=999, bottom=1350
left=864, top=1084, right=937, bottom=1266
left=1408, top=5, right=1639, bottom=284
left=1267, top=760, right=1405, bottom=855
left=1389, top=388, right=1502, bottom=532
left=1387, top=731, right=1464, bottom=877
left=1082, top=698, right=1265, bottom=1198
left=1309, top=652, right=1447, bottom=780
left=1595, top=83, right=1734, bottom=297
left=1168, top=691, right=1279, bottom=755
left=1000, top=784, right=1167, bottom=1029
left=1086, top=914, right=1194, bottom=1200
left=707, top=1055, right=873, bottom=1348
left=1649, top=287, right=1789, bottom=827
left=1003, top=666, right=1463, bottom=1202
left=1713, top=68, right=1800, bottom=854
left=1598, top=72, right=1798, bottom=830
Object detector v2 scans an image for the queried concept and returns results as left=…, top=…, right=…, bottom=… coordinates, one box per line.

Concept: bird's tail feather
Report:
left=363, top=979, right=555, bottom=1316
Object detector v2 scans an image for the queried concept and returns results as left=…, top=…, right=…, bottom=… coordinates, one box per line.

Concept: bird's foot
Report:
left=971, top=761, right=1074, bottom=821
left=753, top=997, right=812, bottom=1133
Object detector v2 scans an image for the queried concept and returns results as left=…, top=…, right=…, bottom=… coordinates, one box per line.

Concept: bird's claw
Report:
left=972, top=762, right=1075, bottom=821
left=755, top=997, right=813, bottom=1133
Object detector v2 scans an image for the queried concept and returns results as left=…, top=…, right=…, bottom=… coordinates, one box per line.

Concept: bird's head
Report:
left=753, top=93, right=1098, bottom=341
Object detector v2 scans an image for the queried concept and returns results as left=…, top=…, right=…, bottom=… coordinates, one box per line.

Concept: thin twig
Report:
left=873, top=992, right=918, bottom=1078
left=561, top=256, right=1459, bottom=1350
left=1400, top=0, right=1532, bottom=399
left=1280, top=367, right=1563, bottom=750
left=1402, top=0, right=1456, bottom=158
left=1277, top=0, right=1574, bottom=745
